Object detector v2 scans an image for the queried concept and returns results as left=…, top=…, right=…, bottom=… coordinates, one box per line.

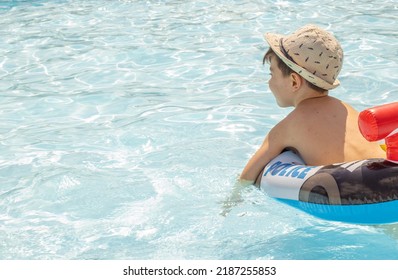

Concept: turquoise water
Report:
left=1, top=0, right=398, bottom=259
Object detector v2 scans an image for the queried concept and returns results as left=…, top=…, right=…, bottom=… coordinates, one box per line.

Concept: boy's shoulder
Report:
left=290, top=96, right=346, bottom=119
left=275, top=96, right=345, bottom=134
left=269, top=108, right=305, bottom=142
left=281, top=103, right=312, bottom=126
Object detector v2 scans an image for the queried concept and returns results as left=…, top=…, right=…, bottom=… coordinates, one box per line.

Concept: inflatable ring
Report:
left=260, top=102, right=398, bottom=224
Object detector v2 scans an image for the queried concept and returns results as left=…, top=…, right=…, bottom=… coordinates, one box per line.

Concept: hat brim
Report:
left=264, top=32, right=340, bottom=90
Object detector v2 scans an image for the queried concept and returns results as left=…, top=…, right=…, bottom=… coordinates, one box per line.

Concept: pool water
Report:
left=1, top=0, right=398, bottom=260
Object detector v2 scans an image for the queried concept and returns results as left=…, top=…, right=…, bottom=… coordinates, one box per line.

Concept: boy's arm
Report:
left=240, top=125, right=286, bottom=185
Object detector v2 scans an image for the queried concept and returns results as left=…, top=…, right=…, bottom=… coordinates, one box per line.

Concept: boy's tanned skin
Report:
left=240, top=25, right=385, bottom=186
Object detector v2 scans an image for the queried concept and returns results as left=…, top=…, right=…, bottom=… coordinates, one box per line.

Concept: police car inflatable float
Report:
left=260, top=102, right=398, bottom=224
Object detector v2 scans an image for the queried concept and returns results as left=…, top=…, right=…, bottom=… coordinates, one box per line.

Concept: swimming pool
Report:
left=1, top=0, right=398, bottom=260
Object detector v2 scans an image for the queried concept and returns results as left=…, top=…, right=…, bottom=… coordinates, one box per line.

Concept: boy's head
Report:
left=263, top=24, right=343, bottom=91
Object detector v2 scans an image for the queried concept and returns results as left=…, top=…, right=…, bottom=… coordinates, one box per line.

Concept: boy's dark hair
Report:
left=263, top=48, right=326, bottom=93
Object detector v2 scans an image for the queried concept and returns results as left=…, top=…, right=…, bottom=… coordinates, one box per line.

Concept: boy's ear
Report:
left=290, top=72, right=303, bottom=91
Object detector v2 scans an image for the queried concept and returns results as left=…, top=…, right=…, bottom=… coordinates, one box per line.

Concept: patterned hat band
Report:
left=279, top=38, right=298, bottom=64
left=264, top=24, right=344, bottom=90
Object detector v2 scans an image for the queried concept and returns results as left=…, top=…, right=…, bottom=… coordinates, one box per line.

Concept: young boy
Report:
left=240, top=24, right=385, bottom=186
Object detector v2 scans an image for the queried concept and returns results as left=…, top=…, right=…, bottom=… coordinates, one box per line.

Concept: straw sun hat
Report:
left=264, top=24, right=343, bottom=90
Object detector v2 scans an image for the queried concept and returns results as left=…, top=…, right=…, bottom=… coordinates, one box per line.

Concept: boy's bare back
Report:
left=277, top=96, right=385, bottom=166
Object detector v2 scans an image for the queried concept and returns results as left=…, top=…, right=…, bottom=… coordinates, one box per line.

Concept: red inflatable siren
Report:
left=358, top=102, right=398, bottom=142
